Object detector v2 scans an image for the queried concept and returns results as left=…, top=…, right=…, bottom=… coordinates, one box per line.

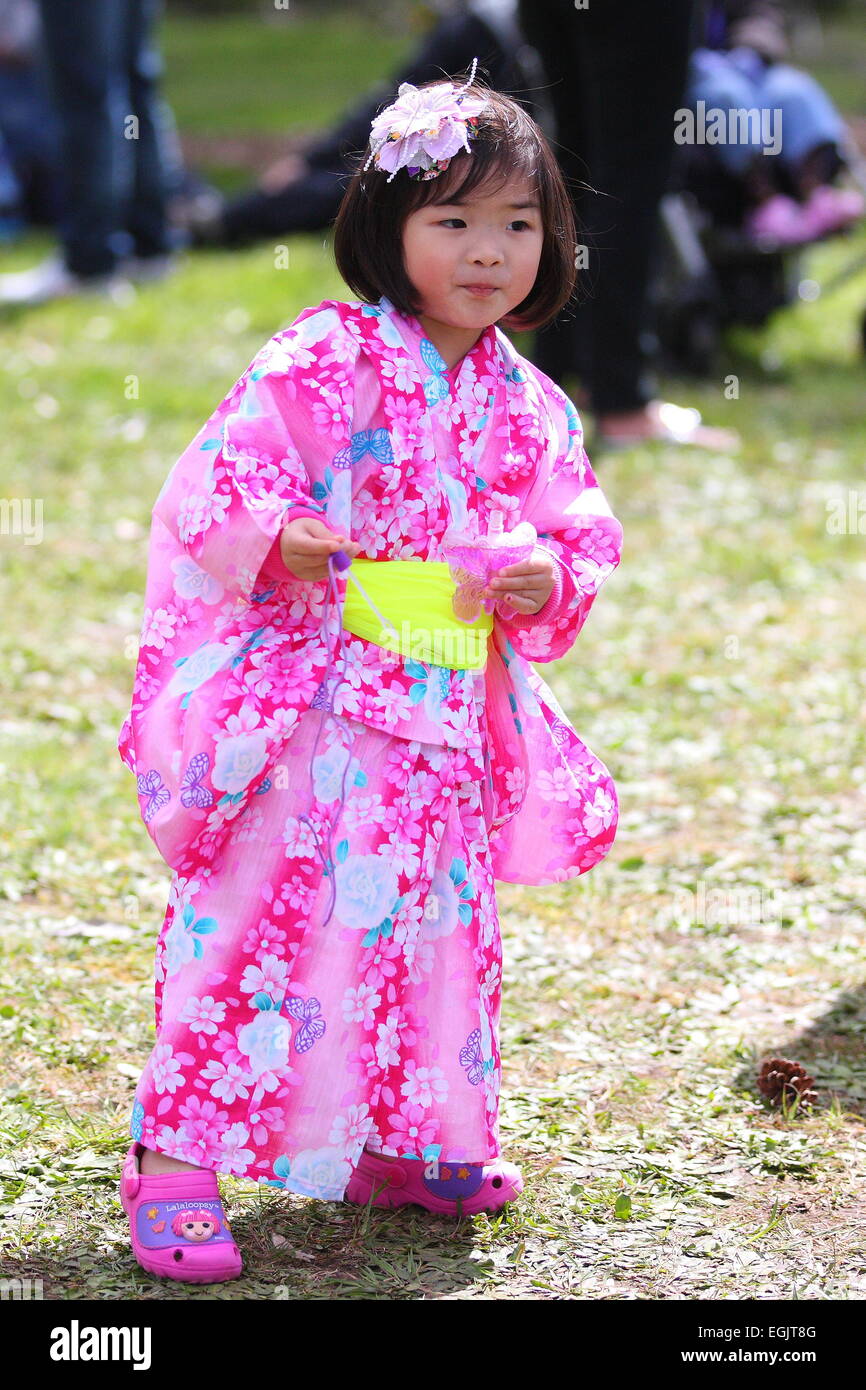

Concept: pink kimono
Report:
left=117, top=294, right=623, bottom=1200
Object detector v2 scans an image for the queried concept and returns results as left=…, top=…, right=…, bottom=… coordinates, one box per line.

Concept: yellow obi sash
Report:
left=341, top=558, right=493, bottom=670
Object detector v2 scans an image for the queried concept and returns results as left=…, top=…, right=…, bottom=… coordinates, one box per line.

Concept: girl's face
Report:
left=401, top=175, right=544, bottom=365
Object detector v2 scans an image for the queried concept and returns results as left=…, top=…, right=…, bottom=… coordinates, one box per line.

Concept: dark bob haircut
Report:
left=333, top=75, right=577, bottom=333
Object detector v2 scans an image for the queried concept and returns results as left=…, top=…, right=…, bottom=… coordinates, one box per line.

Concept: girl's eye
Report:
left=436, top=216, right=536, bottom=231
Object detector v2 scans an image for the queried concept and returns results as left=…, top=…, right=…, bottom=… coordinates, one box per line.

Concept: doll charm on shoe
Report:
left=120, top=1140, right=243, bottom=1284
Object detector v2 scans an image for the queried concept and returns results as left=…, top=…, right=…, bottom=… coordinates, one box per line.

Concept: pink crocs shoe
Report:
left=344, top=1149, right=524, bottom=1216
left=119, top=1141, right=243, bottom=1284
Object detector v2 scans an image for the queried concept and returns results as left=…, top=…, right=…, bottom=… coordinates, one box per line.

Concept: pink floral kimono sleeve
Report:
left=117, top=309, right=360, bottom=870
left=150, top=334, right=338, bottom=604
left=495, top=373, right=622, bottom=663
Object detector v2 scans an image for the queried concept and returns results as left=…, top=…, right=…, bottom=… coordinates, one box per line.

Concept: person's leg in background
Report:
left=0, top=0, right=177, bottom=302
left=0, top=45, right=65, bottom=230
left=36, top=0, right=130, bottom=277
left=519, top=0, right=737, bottom=450
left=516, top=0, right=591, bottom=397
left=121, top=0, right=177, bottom=269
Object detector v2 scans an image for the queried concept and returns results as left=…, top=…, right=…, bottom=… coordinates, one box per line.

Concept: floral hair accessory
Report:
left=363, top=56, right=489, bottom=183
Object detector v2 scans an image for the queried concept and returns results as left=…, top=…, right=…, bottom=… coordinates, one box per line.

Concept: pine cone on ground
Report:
left=757, top=1057, right=818, bottom=1111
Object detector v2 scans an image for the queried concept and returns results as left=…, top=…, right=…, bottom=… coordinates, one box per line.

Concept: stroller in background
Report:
left=651, top=126, right=866, bottom=376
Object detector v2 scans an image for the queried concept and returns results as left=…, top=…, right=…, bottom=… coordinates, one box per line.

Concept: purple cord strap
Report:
left=296, top=549, right=354, bottom=931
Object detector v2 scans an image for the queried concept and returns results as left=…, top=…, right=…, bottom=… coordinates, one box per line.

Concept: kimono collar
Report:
left=372, top=294, right=501, bottom=394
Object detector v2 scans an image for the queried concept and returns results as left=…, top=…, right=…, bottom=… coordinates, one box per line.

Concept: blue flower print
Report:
left=212, top=729, right=268, bottom=803
left=367, top=298, right=407, bottom=348
left=164, top=901, right=219, bottom=976
left=420, top=859, right=475, bottom=942
left=292, top=305, right=343, bottom=348
left=332, top=841, right=406, bottom=946
left=405, top=660, right=450, bottom=725
left=312, top=742, right=366, bottom=803
left=166, top=639, right=235, bottom=706
left=130, top=1100, right=145, bottom=1141
left=237, top=1001, right=291, bottom=1079
left=276, top=1146, right=353, bottom=1201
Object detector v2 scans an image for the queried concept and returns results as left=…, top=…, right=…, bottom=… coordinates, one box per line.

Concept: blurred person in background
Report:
left=0, top=0, right=62, bottom=239
left=685, top=0, right=863, bottom=244
left=518, top=0, right=739, bottom=450
left=0, top=0, right=182, bottom=305
left=188, top=0, right=549, bottom=248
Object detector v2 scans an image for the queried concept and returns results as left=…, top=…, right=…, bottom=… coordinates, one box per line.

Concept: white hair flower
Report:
left=363, top=57, right=489, bottom=183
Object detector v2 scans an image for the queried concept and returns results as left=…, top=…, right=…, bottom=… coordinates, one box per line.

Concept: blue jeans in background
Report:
left=36, top=0, right=177, bottom=275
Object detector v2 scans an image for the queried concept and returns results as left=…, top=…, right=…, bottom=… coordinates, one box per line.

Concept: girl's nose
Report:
left=470, top=243, right=504, bottom=265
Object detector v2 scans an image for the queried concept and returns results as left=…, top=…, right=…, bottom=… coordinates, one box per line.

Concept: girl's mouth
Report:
left=461, top=285, right=499, bottom=297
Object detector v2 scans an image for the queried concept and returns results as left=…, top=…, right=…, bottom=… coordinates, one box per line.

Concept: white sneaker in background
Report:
left=119, top=251, right=180, bottom=284
left=0, top=252, right=134, bottom=305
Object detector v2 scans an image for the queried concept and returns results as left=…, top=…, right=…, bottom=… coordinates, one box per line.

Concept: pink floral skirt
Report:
left=129, top=709, right=504, bottom=1201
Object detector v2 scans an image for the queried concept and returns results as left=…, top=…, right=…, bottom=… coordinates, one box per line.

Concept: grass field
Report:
left=1, top=5, right=865, bottom=1300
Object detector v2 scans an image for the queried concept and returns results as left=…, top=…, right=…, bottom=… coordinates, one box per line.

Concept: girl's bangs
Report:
left=409, top=132, right=541, bottom=211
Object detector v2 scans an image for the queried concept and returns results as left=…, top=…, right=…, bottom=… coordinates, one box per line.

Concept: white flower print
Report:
left=380, top=356, right=416, bottom=393
left=280, top=815, right=322, bottom=858
left=176, top=487, right=230, bottom=543
left=342, top=982, right=382, bottom=1027
left=400, top=1062, right=448, bottom=1108
left=179, top=995, right=227, bottom=1034
left=201, top=1058, right=251, bottom=1103
left=150, top=1043, right=185, bottom=1096
left=214, top=1123, right=257, bottom=1175
left=239, top=952, right=290, bottom=998
left=140, top=605, right=179, bottom=651
left=329, top=1103, right=375, bottom=1154
left=536, top=766, right=575, bottom=803
left=375, top=1010, right=403, bottom=1070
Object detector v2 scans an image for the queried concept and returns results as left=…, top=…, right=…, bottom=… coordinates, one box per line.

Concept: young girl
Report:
left=117, top=64, right=623, bottom=1284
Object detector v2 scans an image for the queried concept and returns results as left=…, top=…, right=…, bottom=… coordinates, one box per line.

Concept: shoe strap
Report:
left=122, top=1148, right=220, bottom=1202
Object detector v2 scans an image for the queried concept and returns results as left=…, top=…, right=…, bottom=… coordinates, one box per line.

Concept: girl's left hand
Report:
left=483, top=546, right=556, bottom=615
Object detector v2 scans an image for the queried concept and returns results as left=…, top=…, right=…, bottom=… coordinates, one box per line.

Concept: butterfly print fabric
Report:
left=117, top=295, right=623, bottom=1198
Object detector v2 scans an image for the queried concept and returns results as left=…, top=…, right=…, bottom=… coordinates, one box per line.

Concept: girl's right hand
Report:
left=278, top=517, right=361, bottom=582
